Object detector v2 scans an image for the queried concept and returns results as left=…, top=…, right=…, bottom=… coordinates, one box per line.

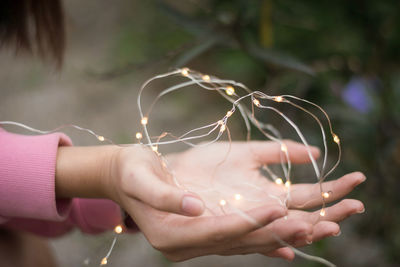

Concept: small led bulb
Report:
left=322, top=192, right=330, bottom=199
left=333, top=134, right=340, bottom=144
left=220, top=124, right=226, bottom=132
left=320, top=209, right=326, bottom=217
left=274, top=96, right=284, bottom=102
left=100, top=257, right=108, bottom=265
left=114, top=225, right=123, bottom=234
left=219, top=199, right=227, bottom=206
left=275, top=178, right=283, bottom=185
left=234, top=194, right=242, bottom=200
left=253, top=99, right=260, bottom=107
left=97, top=136, right=105, bottom=142
left=202, top=75, right=210, bottom=81
left=226, top=111, right=233, bottom=117
left=181, top=68, right=189, bottom=77
left=285, top=181, right=291, bottom=188
left=141, top=117, right=148, bottom=125
left=225, top=86, right=235, bottom=96
left=135, top=132, right=143, bottom=139
left=281, top=144, right=287, bottom=152
left=151, top=146, right=158, bottom=152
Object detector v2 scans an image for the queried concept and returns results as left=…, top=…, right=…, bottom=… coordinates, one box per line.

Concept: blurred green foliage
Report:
left=106, top=0, right=400, bottom=264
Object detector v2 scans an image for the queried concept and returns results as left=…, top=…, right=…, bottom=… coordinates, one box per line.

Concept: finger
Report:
left=229, top=218, right=313, bottom=249
left=247, top=140, right=320, bottom=165
left=184, top=205, right=287, bottom=247
left=264, top=247, right=295, bottom=261
left=312, top=221, right=340, bottom=242
left=289, top=171, right=366, bottom=209
left=288, top=199, right=365, bottom=224
left=126, top=165, right=205, bottom=216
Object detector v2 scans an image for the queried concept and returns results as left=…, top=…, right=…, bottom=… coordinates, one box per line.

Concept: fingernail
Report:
left=357, top=207, right=365, bottom=214
left=182, top=195, right=204, bottom=215
left=333, top=230, right=341, bottom=237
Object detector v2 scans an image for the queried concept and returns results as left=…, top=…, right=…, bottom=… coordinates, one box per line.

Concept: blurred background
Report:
left=0, top=0, right=399, bottom=266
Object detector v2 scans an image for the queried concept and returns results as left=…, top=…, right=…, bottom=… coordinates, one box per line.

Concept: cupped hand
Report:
left=112, top=141, right=365, bottom=261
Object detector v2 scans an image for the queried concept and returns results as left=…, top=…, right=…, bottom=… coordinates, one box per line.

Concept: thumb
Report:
left=128, top=167, right=205, bottom=216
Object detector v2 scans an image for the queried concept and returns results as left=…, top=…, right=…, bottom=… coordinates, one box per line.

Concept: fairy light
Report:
left=333, top=134, right=340, bottom=144
left=100, top=257, right=108, bottom=265
left=202, top=75, right=210, bottom=81
left=0, top=69, right=344, bottom=267
left=253, top=98, right=260, bottom=107
left=225, top=86, right=235, bottom=96
left=181, top=68, right=189, bottom=77
left=322, top=192, right=330, bottom=199
left=141, top=117, right=148, bottom=125
left=219, top=199, right=227, bottom=206
left=320, top=209, right=326, bottom=217
left=114, top=225, right=123, bottom=234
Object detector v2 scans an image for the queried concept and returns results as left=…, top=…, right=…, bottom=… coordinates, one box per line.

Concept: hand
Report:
left=117, top=141, right=365, bottom=261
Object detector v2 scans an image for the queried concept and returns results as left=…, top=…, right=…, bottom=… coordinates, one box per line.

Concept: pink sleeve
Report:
left=0, top=128, right=124, bottom=235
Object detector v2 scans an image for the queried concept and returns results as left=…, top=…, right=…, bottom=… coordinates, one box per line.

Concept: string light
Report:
left=274, top=96, right=284, bottom=102
left=220, top=124, right=226, bottom=133
left=333, top=134, right=340, bottom=144
left=285, top=181, right=291, bottom=188
left=136, top=132, right=143, bottom=139
left=114, top=225, right=123, bottom=234
left=226, top=110, right=233, bottom=117
left=275, top=178, right=283, bottom=185
left=225, top=86, right=235, bottom=96
left=151, top=146, right=158, bottom=152
left=253, top=98, right=260, bottom=107
left=322, top=192, right=330, bottom=199
left=100, top=257, right=108, bottom=265
left=281, top=144, right=287, bottom=152
left=181, top=68, right=189, bottom=77
left=320, top=209, right=326, bottom=217
left=97, top=136, right=105, bottom=142
left=234, top=194, right=242, bottom=200
left=219, top=199, right=227, bottom=206
left=141, top=117, right=148, bottom=125
left=202, top=75, right=210, bottom=81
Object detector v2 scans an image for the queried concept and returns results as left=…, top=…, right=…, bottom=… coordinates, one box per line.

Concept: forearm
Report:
left=55, top=146, right=119, bottom=200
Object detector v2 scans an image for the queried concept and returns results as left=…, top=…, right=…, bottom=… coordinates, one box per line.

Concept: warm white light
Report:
left=220, top=124, right=226, bottom=132
left=226, top=111, right=233, bottom=117
left=274, top=96, right=283, bottom=102
left=97, top=136, right=105, bottom=142
left=151, top=146, right=158, bottom=152
left=322, top=192, right=330, bottom=199
left=135, top=132, right=142, bottom=139
left=253, top=99, right=260, bottom=107
left=114, top=225, right=123, bottom=234
left=333, top=134, right=340, bottom=144
left=281, top=144, right=287, bottom=153
left=100, top=257, right=108, bottom=265
left=234, top=194, right=242, bottom=200
left=181, top=68, right=189, bottom=77
left=320, top=209, right=326, bottom=217
left=275, top=178, right=283, bottom=185
left=217, top=120, right=224, bottom=125
left=285, top=181, right=291, bottom=188
left=141, top=117, right=148, bottom=125
left=202, top=75, right=210, bottom=81
left=219, top=199, right=227, bottom=206
left=225, top=86, right=235, bottom=96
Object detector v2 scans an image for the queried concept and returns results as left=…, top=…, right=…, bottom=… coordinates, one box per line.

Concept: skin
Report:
left=55, top=140, right=365, bottom=262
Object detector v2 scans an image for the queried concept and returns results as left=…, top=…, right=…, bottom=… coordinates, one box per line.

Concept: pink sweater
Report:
left=0, top=128, right=122, bottom=237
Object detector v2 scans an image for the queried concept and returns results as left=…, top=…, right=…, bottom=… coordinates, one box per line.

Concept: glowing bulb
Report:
left=219, top=199, right=227, bottom=206
left=202, top=75, right=210, bottom=81
left=333, top=134, right=340, bottom=144
left=114, top=225, right=123, bottom=234
left=234, top=194, right=242, bottom=200
left=253, top=99, right=260, bottom=107
left=151, top=146, right=158, bottom=152
left=322, top=192, right=330, bottom=199
left=285, top=181, right=291, bottom=188
left=141, top=117, right=148, bottom=125
left=135, top=132, right=142, bottom=139
left=225, top=86, right=235, bottom=96
left=320, top=209, right=326, bottom=217
left=181, top=68, right=189, bottom=77
left=275, top=178, right=283, bottom=185
left=274, top=96, right=284, bottom=102
left=281, top=144, right=287, bottom=153
left=220, top=124, right=226, bottom=132
left=100, top=257, right=108, bottom=265
left=97, top=136, right=105, bottom=142
left=226, top=110, right=233, bottom=117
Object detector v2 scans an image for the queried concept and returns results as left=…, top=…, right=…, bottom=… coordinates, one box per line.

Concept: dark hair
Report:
left=0, top=0, right=65, bottom=67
